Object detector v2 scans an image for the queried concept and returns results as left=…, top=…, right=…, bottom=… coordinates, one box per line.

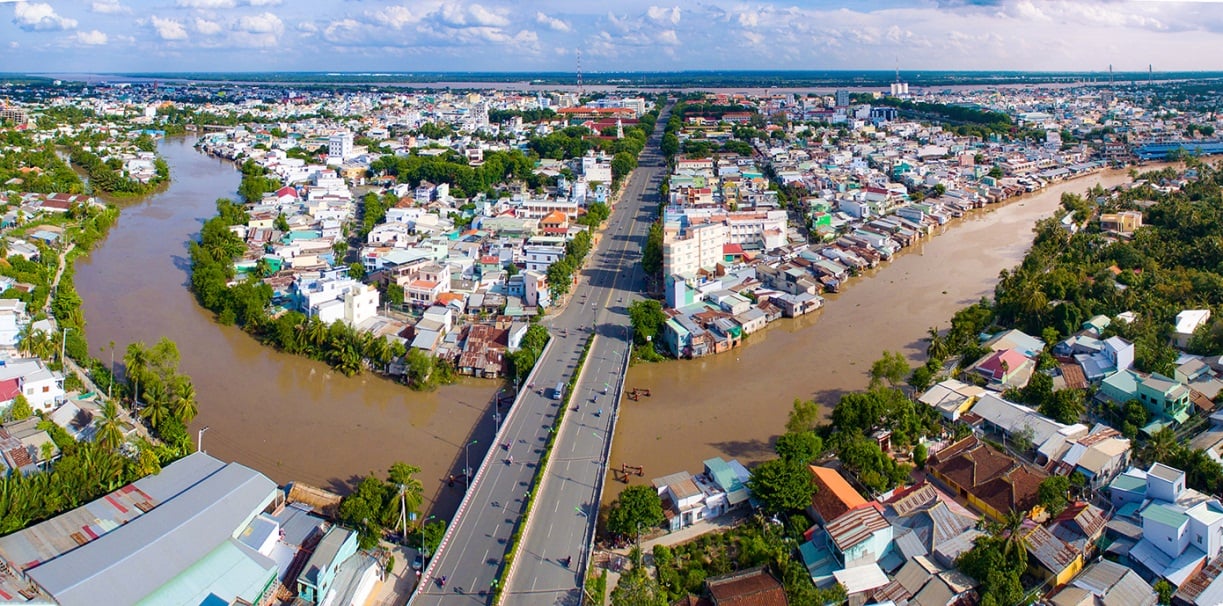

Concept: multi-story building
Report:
left=663, top=221, right=728, bottom=279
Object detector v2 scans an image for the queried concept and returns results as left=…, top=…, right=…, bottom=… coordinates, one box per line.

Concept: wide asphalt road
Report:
left=411, top=105, right=671, bottom=605
left=499, top=117, right=668, bottom=605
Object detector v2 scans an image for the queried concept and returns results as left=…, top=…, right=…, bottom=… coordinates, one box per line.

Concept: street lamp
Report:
left=419, top=514, right=436, bottom=558
left=197, top=426, right=209, bottom=453
left=59, top=327, right=71, bottom=364
left=464, top=439, right=478, bottom=487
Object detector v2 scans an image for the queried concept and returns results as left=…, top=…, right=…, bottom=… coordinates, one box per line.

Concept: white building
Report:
left=328, top=132, right=354, bottom=161
left=581, top=151, right=613, bottom=184
left=524, top=241, right=566, bottom=273
left=293, top=271, right=379, bottom=327
left=663, top=222, right=728, bottom=278
left=0, top=358, right=65, bottom=413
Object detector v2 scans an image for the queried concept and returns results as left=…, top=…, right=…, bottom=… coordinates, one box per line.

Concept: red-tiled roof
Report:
left=809, top=466, right=867, bottom=523
left=705, top=567, right=788, bottom=606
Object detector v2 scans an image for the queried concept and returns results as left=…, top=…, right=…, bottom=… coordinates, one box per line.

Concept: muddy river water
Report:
left=74, top=136, right=1142, bottom=516
left=75, top=137, right=498, bottom=517
left=604, top=167, right=1144, bottom=503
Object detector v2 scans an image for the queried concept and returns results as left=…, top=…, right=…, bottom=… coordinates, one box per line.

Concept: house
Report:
left=1025, top=522, right=1086, bottom=588
left=966, top=392, right=1088, bottom=460
left=1175, top=310, right=1211, bottom=349
left=296, top=525, right=359, bottom=604
left=677, top=566, right=788, bottom=606
left=875, top=555, right=977, bottom=606
left=1109, top=463, right=1223, bottom=588
left=926, top=436, right=1048, bottom=521
left=808, top=465, right=867, bottom=524
left=824, top=504, right=896, bottom=569
left=970, top=348, right=1034, bottom=388
left=1048, top=425, right=1132, bottom=490
left=881, top=482, right=979, bottom=562
left=918, top=379, right=985, bottom=421
left=984, top=328, right=1046, bottom=357
left=0, top=299, right=28, bottom=349
left=0, top=453, right=285, bottom=606
left=652, top=471, right=723, bottom=532
left=0, top=357, right=66, bottom=413
left=1100, top=210, right=1144, bottom=236
left=1048, top=559, right=1157, bottom=606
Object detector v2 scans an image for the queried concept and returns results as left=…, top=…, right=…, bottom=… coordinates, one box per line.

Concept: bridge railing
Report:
left=410, top=335, right=556, bottom=604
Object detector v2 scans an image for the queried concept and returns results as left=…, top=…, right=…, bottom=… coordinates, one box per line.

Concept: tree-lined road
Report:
left=411, top=104, right=670, bottom=605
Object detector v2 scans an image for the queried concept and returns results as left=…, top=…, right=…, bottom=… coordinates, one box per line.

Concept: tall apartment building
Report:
left=663, top=222, right=728, bottom=279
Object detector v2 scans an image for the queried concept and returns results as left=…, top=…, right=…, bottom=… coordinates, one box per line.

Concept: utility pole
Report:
left=197, top=426, right=209, bottom=453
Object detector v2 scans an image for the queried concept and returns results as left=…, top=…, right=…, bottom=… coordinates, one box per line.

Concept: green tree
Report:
left=628, top=299, right=667, bottom=348
left=274, top=213, right=289, bottom=231
left=1038, top=475, right=1070, bottom=517
left=1155, top=579, right=1174, bottom=605
left=611, top=560, right=667, bottom=606
left=8, top=394, right=32, bottom=421
left=660, top=133, right=679, bottom=157
left=746, top=458, right=815, bottom=515
left=784, top=398, right=821, bottom=433
left=869, top=350, right=909, bottom=388
left=605, top=485, right=666, bottom=539
left=641, top=221, right=664, bottom=276
left=913, top=443, right=928, bottom=469
left=337, top=475, right=391, bottom=550
left=774, top=431, right=823, bottom=464
left=95, top=399, right=125, bottom=452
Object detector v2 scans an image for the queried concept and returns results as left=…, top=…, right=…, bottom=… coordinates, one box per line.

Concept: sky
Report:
left=2, top=0, right=1223, bottom=74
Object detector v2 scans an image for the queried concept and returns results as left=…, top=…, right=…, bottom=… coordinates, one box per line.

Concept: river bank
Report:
left=603, top=166, right=1150, bottom=504
left=74, top=137, right=499, bottom=520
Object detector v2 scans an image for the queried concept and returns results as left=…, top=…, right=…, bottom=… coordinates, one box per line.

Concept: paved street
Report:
left=410, top=105, right=670, bottom=605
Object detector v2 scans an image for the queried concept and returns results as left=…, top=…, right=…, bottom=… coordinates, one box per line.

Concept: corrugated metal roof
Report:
left=1024, top=525, right=1080, bottom=575
left=26, top=456, right=277, bottom=606
left=893, top=529, right=928, bottom=561
left=826, top=506, right=890, bottom=552
left=1142, top=503, right=1189, bottom=528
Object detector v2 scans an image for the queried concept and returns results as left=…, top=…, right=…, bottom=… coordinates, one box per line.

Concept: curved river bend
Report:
left=606, top=167, right=1143, bottom=502
left=74, top=137, right=1142, bottom=515
left=76, top=137, right=497, bottom=517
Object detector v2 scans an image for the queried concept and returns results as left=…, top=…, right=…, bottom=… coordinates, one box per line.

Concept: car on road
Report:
left=412, top=554, right=424, bottom=571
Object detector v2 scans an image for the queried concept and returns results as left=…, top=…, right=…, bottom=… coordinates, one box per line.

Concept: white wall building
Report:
left=663, top=222, right=728, bottom=278
left=328, top=132, right=354, bottom=161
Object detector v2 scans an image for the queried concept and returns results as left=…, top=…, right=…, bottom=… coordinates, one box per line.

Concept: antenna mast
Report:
left=577, top=50, right=584, bottom=98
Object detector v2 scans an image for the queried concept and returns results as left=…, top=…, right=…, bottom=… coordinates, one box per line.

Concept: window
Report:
left=1199, top=535, right=1204, bottom=545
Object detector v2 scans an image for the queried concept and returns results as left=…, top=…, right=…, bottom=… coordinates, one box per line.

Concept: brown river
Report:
left=75, top=137, right=499, bottom=518
left=74, top=136, right=1143, bottom=516
left=604, top=166, right=1146, bottom=504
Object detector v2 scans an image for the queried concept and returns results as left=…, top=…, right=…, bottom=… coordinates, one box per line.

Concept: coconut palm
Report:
left=17, top=326, right=55, bottom=360
left=95, top=399, right=125, bottom=453
left=998, top=509, right=1029, bottom=571
left=139, top=382, right=169, bottom=430
left=170, top=378, right=198, bottom=425
left=1142, top=427, right=1179, bottom=465
left=124, top=341, right=150, bottom=401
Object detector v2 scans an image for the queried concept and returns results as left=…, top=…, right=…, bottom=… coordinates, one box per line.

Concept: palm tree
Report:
left=170, top=378, right=198, bottom=425
left=998, top=509, right=1029, bottom=571
left=124, top=341, right=149, bottom=401
left=95, top=399, right=125, bottom=452
left=17, top=326, right=54, bottom=360
left=140, top=382, right=169, bottom=430
left=1143, top=427, right=1179, bottom=465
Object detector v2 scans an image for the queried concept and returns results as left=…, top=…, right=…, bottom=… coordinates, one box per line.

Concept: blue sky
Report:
left=3, top=0, right=1223, bottom=73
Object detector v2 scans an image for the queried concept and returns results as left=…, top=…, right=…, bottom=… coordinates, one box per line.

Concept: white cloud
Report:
left=175, top=0, right=237, bottom=8
left=13, top=2, right=78, bottom=31
left=236, top=11, right=283, bottom=34
left=656, top=29, right=679, bottom=45
left=73, top=29, right=108, bottom=45
left=194, top=17, right=222, bottom=35
left=376, top=6, right=419, bottom=29
left=247, top=0, right=281, bottom=5
left=646, top=6, right=681, bottom=25
left=90, top=0, right=130, bottom=14
left=297, top=21, right=317, bottom=33
left=467, top=4, right=509, bottom=27
left=150, top=15, right=189, bottom=40
left=536, top=11, right=570, bottom=32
